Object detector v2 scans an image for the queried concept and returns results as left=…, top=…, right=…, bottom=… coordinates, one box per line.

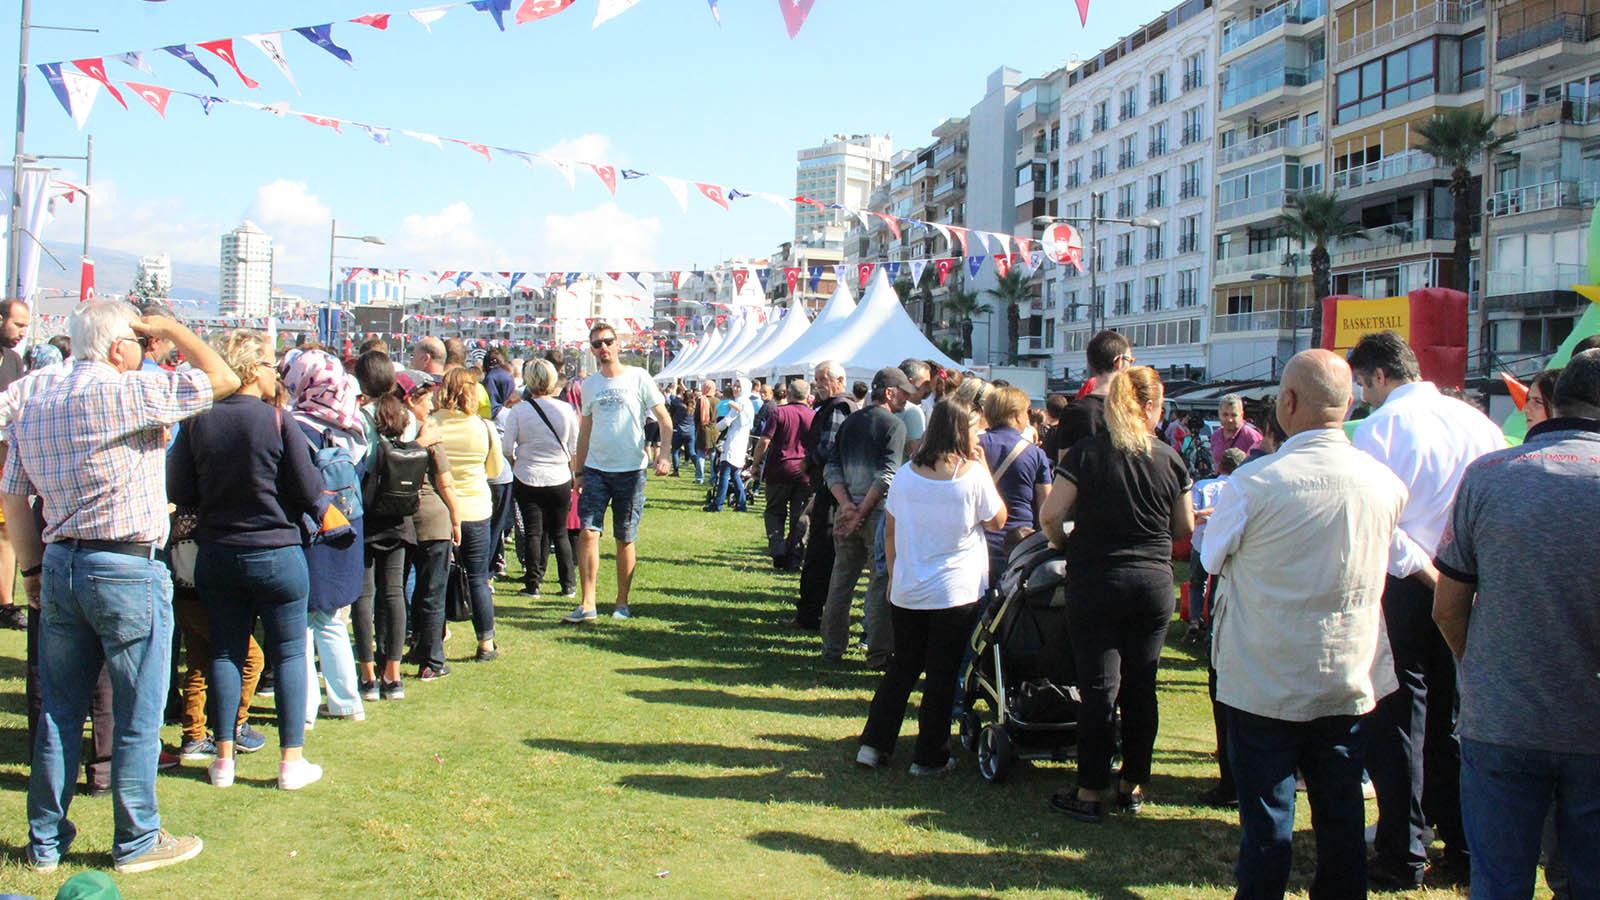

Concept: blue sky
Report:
left=3, top=0, right=1166, bottom=289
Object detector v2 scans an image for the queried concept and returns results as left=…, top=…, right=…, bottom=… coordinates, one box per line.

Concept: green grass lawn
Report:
left=0, top=474, right=1469, bottom=898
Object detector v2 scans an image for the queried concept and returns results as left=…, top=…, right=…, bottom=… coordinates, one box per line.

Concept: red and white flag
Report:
left=695, top=183, right=729, bottom=210
left=779, top=0, right=816, bottom=38
left=448, top=138, right=492, bottom=161
left=872, top=213, right=901, bottom=241
left=587, top=163, right=618, bottom=195
left=731, top=269, right=749, bottom=293
left=301, top=114, right=342, bottom=133
left=857, top=262, right=874, bottom=289
left=517, top=0, right=576, bottom=23
left=947, top=225, right=971, bottom=256
left=351, top=13, right=392, bottom=29
left=124, top=81, right=171, bottom=118
left=993, top=254, right=1012, bottom=279
left=197, top=39, right=260, bottom=88
left=79, top=258, right=96, bottom=302
left=70, top=58, right=128, bottom=109
left=934, top=258, right=955, bottom=286
left=784, top=267, right=800, bottom=294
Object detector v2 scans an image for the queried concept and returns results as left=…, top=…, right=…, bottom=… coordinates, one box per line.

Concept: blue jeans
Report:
left=196, top=543, right=311, bottom=750
left=1461, top=738, right=1600, bottom=900
left=457, top=519, right=496, bottom=642
left=1225, top=705, right=1368, bottom=900
left=30, top=545, right=173, bottom=866
left=577, top=468, right=647, bottom=543
left=671, top=432, right=699, bottom=479
left=408, top=539, right=451, bottom=670
left=306, top=608, right=362, bottom=719
left=711, top=461, right=747, bottom=511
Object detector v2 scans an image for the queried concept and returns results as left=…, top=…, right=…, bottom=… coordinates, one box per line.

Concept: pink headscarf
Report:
left=285, top=349, right=360, bottom=432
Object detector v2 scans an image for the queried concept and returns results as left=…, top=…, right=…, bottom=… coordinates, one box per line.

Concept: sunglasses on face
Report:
left=591, top=337, right=616, bottom=349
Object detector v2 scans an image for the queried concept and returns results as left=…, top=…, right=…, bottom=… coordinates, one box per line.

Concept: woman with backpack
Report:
left=285, top=349, right=369, bottom=728
left=397, top=370, right=463, bottom=682
left=359, top=393, right=430, bottom=700
left=168, top=330, right=327, bottom=790
left=506, top=359, right=578, bottom=598
left=432, top=367, right=505, bottom=663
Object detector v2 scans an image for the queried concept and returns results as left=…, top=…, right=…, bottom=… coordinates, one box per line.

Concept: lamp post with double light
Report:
left=325, top=218, right=384, bottom=343
left=1034, top=195, right=1163, bottom=346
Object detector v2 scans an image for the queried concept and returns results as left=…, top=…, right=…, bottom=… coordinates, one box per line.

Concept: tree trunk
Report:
left=961, top=319, right=973, bottom=361
left=1309, top=245, right=1332, bottom=350
left=1450, top=167, right=1474, bottom=296
left=1007, top=302, right=1020, bottom=366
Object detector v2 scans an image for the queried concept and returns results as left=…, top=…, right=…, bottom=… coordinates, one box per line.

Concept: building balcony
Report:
left=1508, top=95, right=1600, bottom=140
left=1149, top=87, right=1169, bottom=107
left=1119, top=103, right=1137, bottom=122
left=1146, top=192, right=1166, bottom=210
left=1214, top=250, right=1298, bottom=283
left=1017, top=335, right=1051, bottom=356
left=1065, top=174, right=1082, bottom=189
left=1182, top=70, right=1206, bottom=92
left=1330, top=220, right=1453, bottom=261
left=1496, top=12, right=1600, bottom=73
left=1066, top=128, right=1084, bottom=145
left=933, top=176, right=964, bottom=199
left=1221, top=0, right=1327, bottom=59
left=1329, top=149, right=1448, bottom=196
left=1487, top=263, right=1587, bottom=296
left=1116, top=201, right=1134, bottom=217
left=1179, top=179, right=1203, bottom=201
left=1212, top=308, right=1313, bottom=335
left=1118, top=151, right=1137, bottom=170
left=1148, top=140, right=1168, bottom=158
left=1145, top=241, right=1165, bottom=259
left=1181, top=124, right=1204, bottom=146
left=1218, top=63, right=1325, bottom=117
left=1177, top=288, right=1200, bottom=307
left=1217, top=123, right=1323, bottom=168
left=1216, top=188, right=1304, bottom=226
left=1115, top=250, right=1134, bottom=267
left=1488, top=180, right=1600, bottom=218
left=1092, top=116, right=1109, bottom=133
left=1143, top=294, right=1164, bottom=312
left=935, top=140, right=969, bottom=168
left=1090, top=163, right=1108, bottom=179
left=1112, top=301, right=1134, bottom=317
left=1178, top=234, right=1201, bottom=254
left=1334, top=0, right=1481, bottom=63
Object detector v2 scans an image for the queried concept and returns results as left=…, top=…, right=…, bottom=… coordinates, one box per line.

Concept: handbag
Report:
left=527, top=398, right=582, bottom=532
left=444, top=548, right=473, bottom=623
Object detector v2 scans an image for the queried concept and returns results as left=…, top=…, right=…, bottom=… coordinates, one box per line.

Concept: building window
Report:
left=1119, top=135, right=1137, bottom=170
left=1120, top=86, right=1138, bottom=121
left=1178, top=214, right=1200, bottom=253
left=1116, top=233, right=1133, bottom=267
left=1146, top=172, right=1166, bottom=210
left=1150, top=71, right=1169, bottom=106
left=1144, top=275, right=1164, bottom=311
left=1148, top=121, right=1168, bottom=157
left=1458, top=32, right=1484, bottom=93
left=1177, top=268, right=1200, bottom=307
left=1093, top=100, right=1110, bottom=132
left=1183, top=52, right=1205, bottom=91
left=1114, top=282, right=1133, bottom=316
left=1182, top=106, right=1203, bottom=144
left=1117, top=183, right=1135, bottom=218
left=1335, top=39, right=1436, bottom=125
left=1065, top=289, right=1081, bottom=321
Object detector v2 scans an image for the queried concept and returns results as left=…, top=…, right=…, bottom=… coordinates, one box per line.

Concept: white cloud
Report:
left=77, top=179, right=223, bottom=267
left=540, top=203, right=662, bottom=271
left=539, top=133, right=614, bottom=163
left=244, top=179, right=333, bottom=273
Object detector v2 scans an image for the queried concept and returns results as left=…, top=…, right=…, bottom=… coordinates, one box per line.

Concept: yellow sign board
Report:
left=1331, top=296, right=1411, bottom=349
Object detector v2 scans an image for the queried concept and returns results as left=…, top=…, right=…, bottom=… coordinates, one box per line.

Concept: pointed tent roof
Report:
left=655, top=336, right=697, bottom=381
left=766, top=281, right=859, bottom=376
left=733, top=296, right=812, bottom=378
left=686, top=313, right=759, bottom=378
left=785, top=269, right=963, bottom=380
left=663, top=326, right=724, bottom=381
left=711, top=305, right=792, bottom=377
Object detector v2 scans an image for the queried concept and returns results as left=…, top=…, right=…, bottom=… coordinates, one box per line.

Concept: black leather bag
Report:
left=445, top=550, right=473, bottom=622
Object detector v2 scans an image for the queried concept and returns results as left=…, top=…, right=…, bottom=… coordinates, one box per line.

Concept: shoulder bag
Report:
left=528, top=399, right=582, bottom=532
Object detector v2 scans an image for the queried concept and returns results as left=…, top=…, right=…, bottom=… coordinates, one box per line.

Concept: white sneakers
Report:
left=855, top=745, right=886, bottom=769
left=207, top=758, right=234, bottom=788
left=278, top=758, right=324, bottom=791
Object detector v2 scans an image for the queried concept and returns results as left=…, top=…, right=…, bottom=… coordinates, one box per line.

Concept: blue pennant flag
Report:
left=627, top=271, right=641, bottom=282
left=728, top=188, right=750, bottom=200
left=162, top=44, right=219, bottom=86
left=883, top=262, right=902, bottom=283
left=508, top=272, right=525, bottom=292
left=36, top=64, right=72, bottom=118
left=469, top=0, right=512, bottom=30
left=455, top=271, right=473, bottom=287
left=756, top=269, right=771, bottom=292
left=620, top=169, right=648, bottom=180
left=361, top=124, right=390, bottom=144
left=808, top=266, right=823, bottom=292
left=196, top=95, right=226, bottom=116
left=565, top=273, right=580, bottom=287
left=966, top=256, right=986, bottom=279
left=294, top=24, right=355, bottom=67
left=707, top=0, right=721, bottom=24
left=495, top=147, right=534, bottom=167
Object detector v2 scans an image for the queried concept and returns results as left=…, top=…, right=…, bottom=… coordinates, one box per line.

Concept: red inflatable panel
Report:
left=1320, top=287, right=1469, bottom=389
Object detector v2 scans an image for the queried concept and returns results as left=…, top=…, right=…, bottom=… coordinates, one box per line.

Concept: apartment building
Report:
left=1480, top=0, right=1600, bottom=376
left=1013, top=67, right=1065, bottom=365
left=1050, top=0, right=1217, bottom=381
left=794, top=134, right=894, bottom=248
left=218, top=222, right=274, bottom=319
left=767, top=229, right=844, bottom=314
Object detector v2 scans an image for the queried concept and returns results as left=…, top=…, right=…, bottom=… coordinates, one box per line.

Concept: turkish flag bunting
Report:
left=1075, top=0, right=1091, bottom=25
left=670, top=271, right=683, bottom=289
left=1014, top=237, right=1032, bottom=257
left=731, top=269, right=749, bottom=293
left=448, top=138, right=492, bottom=161
left=785, top=268, right=800, bottom=294
left=587, top=163, right=618, bottom=195
left=197, top=39, right=260, bottom=88
left=948, top=226, right=971, bottom=256
left=125, top=81, right=171, bottom=118
left=935, top=258, right=954, bottom=286
left=351, top=13, right=391, bottom=28
left=994, top=254, right=1012, bottom=278
left=696, top=183, right=729, bottom=210
left=791, top=195, right=824, bottom=210
left=779, top=0, right=817, bottom=38
left=857, top=263, right=874, bottom=289
left=517, top=0, right=577, bottom=23
left=79, top=258, right=95, bottom=302
left=301, top=114, right=342, bottom=133
left=872, top=213, right=901, bottom=242
left=71, top=58, right=128, bottom=109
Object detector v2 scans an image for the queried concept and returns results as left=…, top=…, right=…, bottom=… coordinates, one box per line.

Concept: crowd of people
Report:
left=3, top=290, right=1596, bottom=897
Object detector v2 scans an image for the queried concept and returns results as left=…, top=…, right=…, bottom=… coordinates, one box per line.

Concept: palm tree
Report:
left=982, top=267, right=1033, bottom=365
left=1279, top=191, right=1366, bottom=349
left=1418, top=109, right=1511, bottom=372
left=943, top=283, right=989, bottom=362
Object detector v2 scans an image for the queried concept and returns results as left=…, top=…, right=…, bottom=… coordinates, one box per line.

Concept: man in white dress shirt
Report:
left=1347, top=330, right=1504, bottom=887
left=1203, top=349, right=1406, bottom=899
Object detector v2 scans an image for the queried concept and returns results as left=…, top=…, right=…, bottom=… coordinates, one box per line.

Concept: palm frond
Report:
left=1416, top=109, right=1512, bottom=170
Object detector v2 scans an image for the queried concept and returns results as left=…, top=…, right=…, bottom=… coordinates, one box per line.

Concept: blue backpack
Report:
left=299, top=422, right=364, bottom=544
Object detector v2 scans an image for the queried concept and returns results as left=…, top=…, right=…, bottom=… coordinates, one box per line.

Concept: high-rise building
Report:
left=218, top=222, right=273, bottom=318
left=134, top=252, right=172, bottom=298
left=794, top=134, right=894, bottom=247
left=335, top=268, right=409, bottom=307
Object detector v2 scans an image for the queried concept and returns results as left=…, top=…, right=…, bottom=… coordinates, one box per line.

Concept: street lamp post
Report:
left=326, top=217, right=385, bottom=343
left=1034, top=199, right=1163, bottom=361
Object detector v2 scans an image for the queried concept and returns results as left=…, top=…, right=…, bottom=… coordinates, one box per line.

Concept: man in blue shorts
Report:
left=564, top=322, right=672, bottom=623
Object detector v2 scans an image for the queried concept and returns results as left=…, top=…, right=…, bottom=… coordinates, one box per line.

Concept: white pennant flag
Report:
left=409, top=6, right=450, bottom=30
left=926, top=222, right=952, bottom=246
left=401, top=130, right=443, bottom=149
left=909, top=258, right=929, bottom=287
left=539, top=155, right=576, bottom=188
left=59, top=71, right=101, bottom=130
left=593, top=0, right=642, bottom=27
left=657, top=175, right=688, bottom=212
left=243, top=33, right=298, bottom=94
left=115, top=51, right=153, bottom=74
left=754, top=191, right=794, bottom=215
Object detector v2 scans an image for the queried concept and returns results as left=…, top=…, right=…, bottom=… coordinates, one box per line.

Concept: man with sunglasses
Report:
left=1050, top=330, right=1134, bottom=460
left=566, top=323, right=672, bottom=624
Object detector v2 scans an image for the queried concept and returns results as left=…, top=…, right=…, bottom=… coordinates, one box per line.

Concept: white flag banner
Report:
left=539, top=155, right=576, bottom=188
left=401, top=130, right=443, bottom=149
left=909, top=258, right=929, bottom=287
left=593, top=0, right=643, bottom=27
left=115, top=51, right=153, bottom=74
left=243, top=33, right=298, bottom=94
left=59, top=71, right=101, bottom=130
left=754, top=191, right=795, bottom=215
left=409, top=6, right=450, bottom=29
left=657, top=176, right=689, bottom=212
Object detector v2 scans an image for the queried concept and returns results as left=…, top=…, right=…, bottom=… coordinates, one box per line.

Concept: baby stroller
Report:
left=958, top=529, right=1109, bottom=783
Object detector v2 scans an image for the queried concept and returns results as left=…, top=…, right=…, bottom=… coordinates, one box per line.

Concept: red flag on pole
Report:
left=993, top=254, right=1012, bottom=278
left=197, top=39, right=261, bottom=88
left=79, top=258, right=95, bottom=301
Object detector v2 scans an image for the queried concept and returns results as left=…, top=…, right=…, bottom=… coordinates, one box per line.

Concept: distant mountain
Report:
left=35, top=242, right=326, bottom=313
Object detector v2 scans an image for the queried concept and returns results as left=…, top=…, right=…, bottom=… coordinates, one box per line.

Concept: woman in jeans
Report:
left=352, top=350, right=398, bottom=702
left=167, top=330, right=326, bottom=791
left=706, top=377, right=753, bottom=512
left=857, top=400, right=1005, bottom=775
left=397, top=370, right=461, bottom=681
left=358, top=393, right=417, bottom=701
left=1040, top=366, right=1195, bottom=823
left=431, top=367, right=503, bottom=662
left=505, top=359, right=578, bottom=598
left=285, top=349, right=368, bottom=727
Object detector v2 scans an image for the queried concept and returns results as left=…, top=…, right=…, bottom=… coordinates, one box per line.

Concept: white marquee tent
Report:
left=771, top=269, right=962, bottom=380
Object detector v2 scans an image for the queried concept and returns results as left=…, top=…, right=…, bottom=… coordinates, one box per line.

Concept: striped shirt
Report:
left=0, top=360, right=213, bottom=544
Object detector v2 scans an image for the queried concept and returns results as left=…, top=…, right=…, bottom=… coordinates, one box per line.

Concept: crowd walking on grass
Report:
left=2, top=292, right=1597, bottom=898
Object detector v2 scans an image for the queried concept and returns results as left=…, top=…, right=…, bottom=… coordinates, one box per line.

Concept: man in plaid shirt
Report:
left=1, top=300, right=240, bottom=875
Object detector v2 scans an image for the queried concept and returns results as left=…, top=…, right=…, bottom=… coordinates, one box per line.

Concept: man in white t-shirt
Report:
left=566, top=322, right=672, bottom=624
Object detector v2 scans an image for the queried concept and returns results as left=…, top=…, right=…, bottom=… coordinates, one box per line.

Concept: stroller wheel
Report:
left=976, top=724, right=1015, bottom=784
left=958, top=708, right=982, bottom=754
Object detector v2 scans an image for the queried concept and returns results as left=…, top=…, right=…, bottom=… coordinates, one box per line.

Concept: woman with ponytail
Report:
left=1038, top=365, right=1195, bottom=823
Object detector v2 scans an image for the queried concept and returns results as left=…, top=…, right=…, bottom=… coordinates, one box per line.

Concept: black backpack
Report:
left=366, top=435, right=430, bottom=517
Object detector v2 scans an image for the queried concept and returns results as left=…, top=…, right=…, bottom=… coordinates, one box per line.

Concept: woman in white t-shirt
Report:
left=856, top=400, right=1005, bottom=776
left=706, top=377, right=754, bottom=512
left=506, top=359, right=579, bottom=597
